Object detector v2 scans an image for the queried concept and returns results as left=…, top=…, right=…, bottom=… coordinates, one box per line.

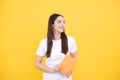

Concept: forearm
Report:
left=35, top=62, right=54, bottom=73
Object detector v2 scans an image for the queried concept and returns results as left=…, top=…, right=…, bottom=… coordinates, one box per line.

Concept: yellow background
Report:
left=0, top=0, right=120, bottom=80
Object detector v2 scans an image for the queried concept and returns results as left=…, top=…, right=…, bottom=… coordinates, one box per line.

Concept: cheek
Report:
left=53, top=25, right=58, bottom=31
left=54, top=24, right=59, bottom=29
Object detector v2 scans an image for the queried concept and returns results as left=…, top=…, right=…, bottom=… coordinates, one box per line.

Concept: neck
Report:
left=53, top=32, right=61, bottom=40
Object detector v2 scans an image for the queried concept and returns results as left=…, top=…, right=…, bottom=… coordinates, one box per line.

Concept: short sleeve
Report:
left=69, top=37, right=77, bottom=53
left=36, top=39, right=46, bottom=56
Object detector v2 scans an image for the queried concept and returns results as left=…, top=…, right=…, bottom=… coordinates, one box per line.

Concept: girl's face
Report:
left=52, top=16, right=65, bottom=33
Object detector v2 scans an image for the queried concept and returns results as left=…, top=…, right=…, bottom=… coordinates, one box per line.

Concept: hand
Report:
left=53, top=64, right=60, bottom=72
left=65, top=71, right=72, bottom=78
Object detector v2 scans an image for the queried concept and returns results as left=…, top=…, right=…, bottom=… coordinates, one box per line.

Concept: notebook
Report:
left=59, top=54, right=77, bottom=75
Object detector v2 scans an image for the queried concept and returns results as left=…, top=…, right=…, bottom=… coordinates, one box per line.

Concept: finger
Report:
left=56, top=64, right=60, bottom=70
left=65, top=73, right=70, bottom=78
left=66, top=74, right=70, bottom=78
left=57, top=64, right=60, bottom=69
left=54, top=67, right=59, bottom=72
left=69, top=72, right=72, bottom=75
left=66, top=72, right=72, bottom=78
left=54, top=68, right=58, bottom=72
left=70, top=71, right=72, bottom=74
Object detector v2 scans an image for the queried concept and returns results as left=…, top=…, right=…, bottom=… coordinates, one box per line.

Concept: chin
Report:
left=60, top=30, right=64, bottom=33
left=57, top=30, right=63, bottom=33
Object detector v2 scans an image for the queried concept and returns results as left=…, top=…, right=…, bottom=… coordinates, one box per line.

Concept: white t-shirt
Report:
left=36, top=36, right=77, bottom=80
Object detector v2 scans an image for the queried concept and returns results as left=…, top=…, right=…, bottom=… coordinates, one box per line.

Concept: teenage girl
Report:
left=35, top=13, right=77, bottom=80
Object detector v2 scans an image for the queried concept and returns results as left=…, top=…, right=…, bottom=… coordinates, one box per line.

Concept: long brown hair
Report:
left=46, top=13, right=68, bottom=58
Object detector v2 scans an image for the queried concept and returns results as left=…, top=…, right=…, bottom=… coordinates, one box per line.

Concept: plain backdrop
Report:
left=0, top=0, right=120, bottom=80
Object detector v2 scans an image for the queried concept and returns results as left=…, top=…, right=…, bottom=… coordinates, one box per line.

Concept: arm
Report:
left=70, top=51, right=77, bottom=59
left=34, top=55, right=59, bottom=73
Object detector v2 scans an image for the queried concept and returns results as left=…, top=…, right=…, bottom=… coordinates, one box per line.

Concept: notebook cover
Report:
left=59, top=54, right=77, bottom=75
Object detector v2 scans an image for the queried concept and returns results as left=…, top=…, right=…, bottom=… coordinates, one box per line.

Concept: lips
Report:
left=59, top=26, right=64, bottom=30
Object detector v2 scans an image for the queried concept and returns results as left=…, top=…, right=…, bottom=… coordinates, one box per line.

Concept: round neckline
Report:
left=53, top=39, right=61, bottom=42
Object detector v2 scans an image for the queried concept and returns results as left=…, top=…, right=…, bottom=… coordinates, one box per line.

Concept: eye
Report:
left=57, top=20, right=61, bottom=23
left=57, top=20, right=65, bottom=24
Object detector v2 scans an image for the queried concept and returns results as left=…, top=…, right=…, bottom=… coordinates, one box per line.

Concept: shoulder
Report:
left=39, top=38, right=47, bottom=45
left=41, top=38, right=47, bottom=42
left=67, top=36, right=76, bottom=42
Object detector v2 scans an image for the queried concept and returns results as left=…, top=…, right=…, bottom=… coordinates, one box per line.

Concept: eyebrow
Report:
left=57, top=20, right=65, bottom=22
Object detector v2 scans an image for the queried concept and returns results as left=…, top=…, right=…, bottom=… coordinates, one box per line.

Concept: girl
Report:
left=35, top=13, right=77, bottom=80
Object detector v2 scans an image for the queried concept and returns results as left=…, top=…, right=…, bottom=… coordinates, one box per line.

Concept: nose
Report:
left=61, top=24, right=65, bottom=27
left=62, top=22, right=65, bottom=26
